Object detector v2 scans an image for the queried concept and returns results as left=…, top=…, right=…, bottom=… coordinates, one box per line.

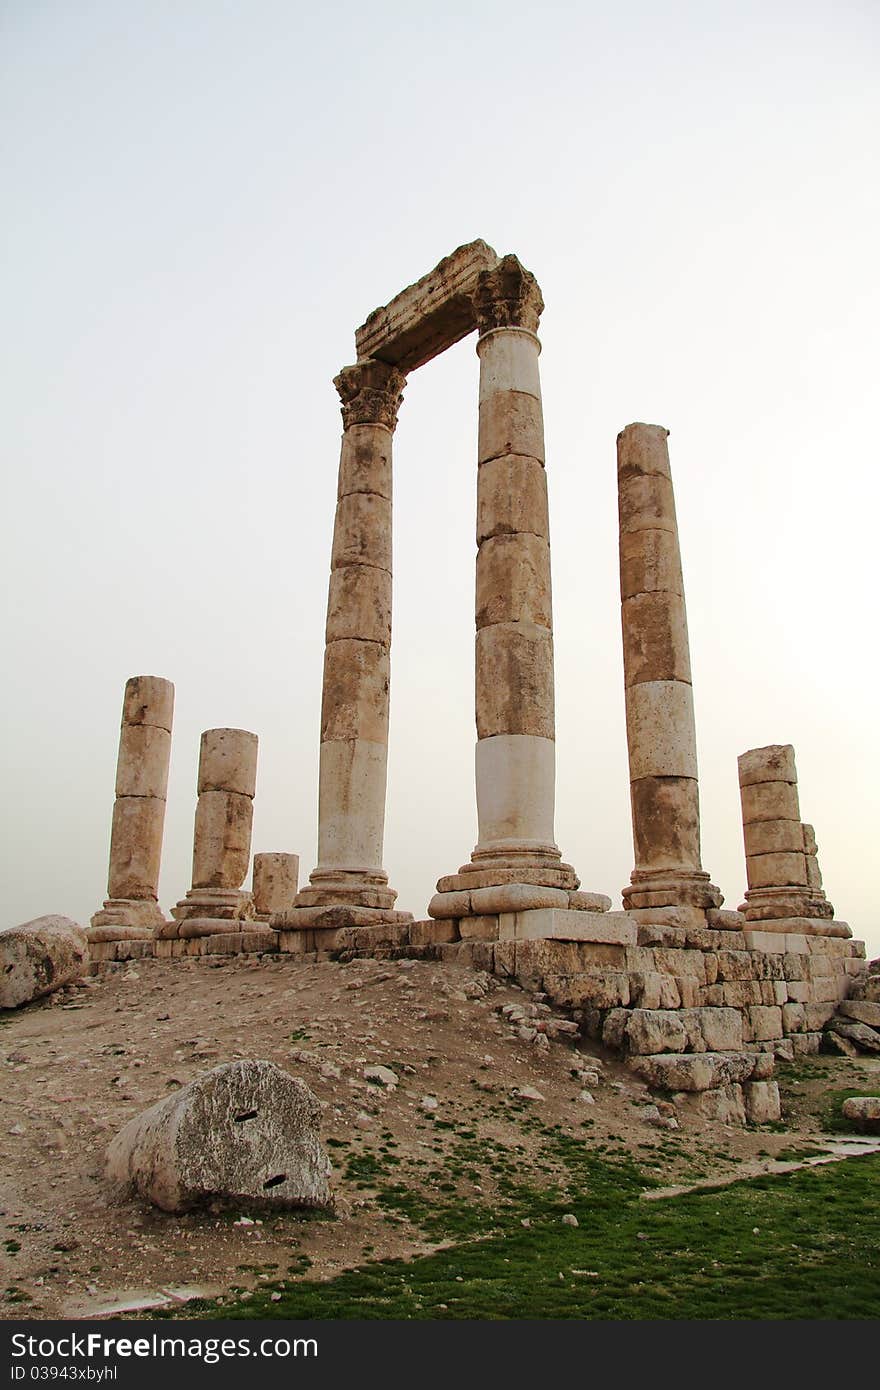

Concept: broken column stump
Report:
left=105, top=1060, right=333, bottom=1213
left=0, top=915, right=89, bottom=1009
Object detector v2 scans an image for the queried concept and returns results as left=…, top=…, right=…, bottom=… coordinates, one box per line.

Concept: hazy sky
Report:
left=2, top=0, right=878, bottom=957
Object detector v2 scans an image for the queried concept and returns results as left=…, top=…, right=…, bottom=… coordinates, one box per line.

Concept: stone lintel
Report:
left=355, top=240, right=500, bottom=371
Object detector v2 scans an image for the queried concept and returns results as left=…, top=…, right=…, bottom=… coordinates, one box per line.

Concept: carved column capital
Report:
left=471, top=254, right=544, bottom=336
left=334, top=360, right=407, bottom=432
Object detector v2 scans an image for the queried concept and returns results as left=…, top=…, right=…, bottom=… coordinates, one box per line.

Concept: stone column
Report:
left=253, top=852, right=299, bottom=922
left=90, top=675, right=174, bottom=937
left=431, top=257, right=582, bottom=917
left=287, top=361, right=412, bottom=927
left=738, top=744, right=833, bottom=922
left=169, top=728, right=259, bottom=934
left=618, top=424, right=721, bottom=912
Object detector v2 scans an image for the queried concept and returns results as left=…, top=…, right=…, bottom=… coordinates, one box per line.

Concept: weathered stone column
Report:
left=253, top=852, right=299, bottom=922
left=618, top=424, right=721, bottom=911
left=738, top=744, right=833, bottom=923
left=431, top=257, right=588, bottom=921
left=169, top=728, right=259, bottom=935
left=286, top=361, right=412, bottom=927
left=91, top=675, right=174, bottom=937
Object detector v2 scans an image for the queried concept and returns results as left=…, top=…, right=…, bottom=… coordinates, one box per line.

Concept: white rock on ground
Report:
left=0, top=915, right=89, bottom=1009
left=106, top=1060, right=332, bottom=1213
left=841, top=1096, right=880, bottom=1133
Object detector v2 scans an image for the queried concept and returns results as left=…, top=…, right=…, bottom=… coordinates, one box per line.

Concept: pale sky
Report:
left=2, top=0, right=878, bottom=958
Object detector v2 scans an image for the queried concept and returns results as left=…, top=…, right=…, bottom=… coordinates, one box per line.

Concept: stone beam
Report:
left=354, top=240, right=500, bottom=371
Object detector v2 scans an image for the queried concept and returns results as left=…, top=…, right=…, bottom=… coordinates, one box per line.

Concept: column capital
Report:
left=334, top=361, right=407, bottom=432
left=471, top=255, right=544, bottom=336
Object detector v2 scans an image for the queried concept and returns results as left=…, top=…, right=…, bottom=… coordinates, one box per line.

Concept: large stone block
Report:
left=630, top=776, right=701, bottom=871
left=624, top=682, right=698, bottom=780
left=253, top=853, right=299, bottom=918
left=618, top=472, right=677, bottom=536
left=331, top=492, right=392, bottom=572
left=192, top=791, right=254, bottom=890
left=839, top=999, right=880, bottom=1027
left=477, top=326, right=541, bottom=399
left=478, top=391, right=545, bottom=465
left=337, top=423, right=392, bottom=500
left=476, top=622, right=554, bottom=739
left=115, top=723, right=171, bottom=799
left=476, top=533, right=552, bottom=629
left=543, top=971, right=630, bottom=1010
left=619, top=526, right=683, bottom=601
left=627, top=1051, right=756, bottom=1092
left=743, top=819, right=806, bottom=857
left=841, top=1097, right=880, bottom=1133
left=498, top=907, right=635, bottom=944
left=747, top=1005, right=784, bottom=1041
left=477, top=454, right=548, bottom=543
left=625, top=1009, right=688, bottom=1055
left=321, top=640, right=390, bottom=744
left=0, top=915, right=89, bottom=1008
left=738, top=745, right=797, bottom=787
left=325, top=564, right=392, bottom=646
left=198, top=729, right=258, bottom=797
left=122, top=675, right=174, bottom=731
left=622, top=591, right=691, bottom=686
left=743, top=1080, right=781, bottom=1123
left=746, top=851, right=808, bottom=890
left=740, top=780, right=801, bottom=825
left=107, top=795, right=166, bottom=900
left=106, top=1060, right=333, bottom=1213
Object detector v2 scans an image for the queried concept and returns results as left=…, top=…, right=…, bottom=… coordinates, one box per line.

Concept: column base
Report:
left=272, top=905, right=414, bottom=930
left=294, top=865, right=400, bottom=913
left=90, top=899, right=165, bottom=934
left=170, top=889, right=255, bottom=923
left=622, top=870, right=723, bottom=911
left=739, top=885, right=835, bottom=921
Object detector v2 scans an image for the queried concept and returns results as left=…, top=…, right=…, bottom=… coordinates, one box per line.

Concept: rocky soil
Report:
left=2, top=953, right=877, bottom=1319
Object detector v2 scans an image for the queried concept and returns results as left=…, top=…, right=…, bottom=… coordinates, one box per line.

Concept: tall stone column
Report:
left=617, top=424, right=721, bottom=911
left=431, top=257, right=583, bottom=918
left=738, top=744, right=833, bottom=922
left=90, top=675, right=174, bottom=937
left=286, top=361, right=412, bottom=927
left=168, top=728, right=259, bottom=935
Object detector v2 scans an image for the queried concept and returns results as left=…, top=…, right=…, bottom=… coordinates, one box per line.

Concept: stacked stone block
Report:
left=253, top=852, right=299, bottom=922
left=617, top=425, right=721, bottom=915
left=89, top=676, right=174, bottom=963
left=737, top=745, right=840, bottom=931
left=158, top=729, right=275, bottom=952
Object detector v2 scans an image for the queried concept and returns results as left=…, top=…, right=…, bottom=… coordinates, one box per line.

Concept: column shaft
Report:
left=91, top=675, right=174, bottom=935
left=617, top=424, right=720, bottom=910
left=737, top=744, right=833, bottom=921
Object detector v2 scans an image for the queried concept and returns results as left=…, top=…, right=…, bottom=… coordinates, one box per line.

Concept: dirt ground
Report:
left=2, top=952, right=877, bottom=1319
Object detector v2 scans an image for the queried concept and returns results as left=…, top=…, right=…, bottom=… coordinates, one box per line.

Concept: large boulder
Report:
left=106, top=1060, right=333, bottom=1213
left=0, top=915, right=89, bottom=1009
left=841, top=1097, right=880, bottom=1134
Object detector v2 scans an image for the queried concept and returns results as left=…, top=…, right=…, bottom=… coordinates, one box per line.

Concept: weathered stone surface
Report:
left=622, top=591, right=691, bottom=687
left=355, top=239, right=499, bottom=371
left=544, top=971, right=630, bottom=1010
left=107, top=796, right=166, bottom=900
left=326, top=565, right=392, bottom=646
left=618, top=471, right=676, bottom=535
left=619, top=526, right=683, bottom=602
left=827, top=1018, right=880, bottom=1053
left=498, top=908, right=635, bottom=944
left=0, top=916, right=88, bottom=1009
left=838, top=999, right=880, bottom=1027
left=192, top=791, right=254, bottom=890
left=627, top=1051, right=756, bottom=1092
left=106, top=1061, right=332, bottom=1213
left=629, top=971, right=681, bottom=1010
left=624, top=682, right=698, bottom=780
left=625, top=1010, right=687, bottom=1055
left=477, top=454, right=548, bottom=542
left=740, top=780, right=801, bottom=825
left=841, top=1097, right=880, bottom=1133
left=470, top=885, right=569, bottom=915
left=478, top=391, right=545, bottom=466
left=746, top=851, right=808, bottom=890
left=337, top=423, right=392, bottom=499
left=617, top=421, right=673, bottom=480
left=122, top=675, right=174, bottom=731
left=321, top=640, right=390, bottom=744
left=252, top=854, right=299, bottom=918
left=743, top=1080, right=781, bottom=1124
left=477, top=324, right=541, bottom=398
left=695, top=1084, right=746, bottom=1124
left=747, top=1005, right=784, bottom=1041
left=198, top=729, right=258, bottom=798
left=115, top=724, right=172, bottom=799
left=737, top=745, right=797, bottom=788
left=743, top=819, right=806, bottom=858
left=627, top=774, right=701, bottom=872
left=476, top=622, right=554, bottom=739
left=476, top=533, right=552, bottom=630
left=330, top=492, right=392, bottom=572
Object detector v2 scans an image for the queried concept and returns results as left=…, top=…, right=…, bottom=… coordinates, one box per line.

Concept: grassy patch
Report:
left=177, top=1151, right=880, bottom=1321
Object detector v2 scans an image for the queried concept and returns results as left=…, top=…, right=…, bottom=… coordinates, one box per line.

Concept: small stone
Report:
left=516, top=1086, right=545, bottom=1102
left=577, top=1091, right=595, bottom=1105
left=234, top=1217, right=255, bottom=1227
left=561, top=1214, right=579, bottom=1227
left=363, top=1065, right=399, bottom=1088
left=355, top=1112, right=374, bottom=1129
left=420, top=1096, right=439, bottom=1112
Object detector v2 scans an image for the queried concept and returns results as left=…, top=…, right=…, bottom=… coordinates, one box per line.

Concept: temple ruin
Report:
left=80, top=240, right=869, bottom=1123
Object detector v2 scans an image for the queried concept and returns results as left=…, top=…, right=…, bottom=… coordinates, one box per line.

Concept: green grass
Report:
left=161, top=1115, right=880, bottom=1322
